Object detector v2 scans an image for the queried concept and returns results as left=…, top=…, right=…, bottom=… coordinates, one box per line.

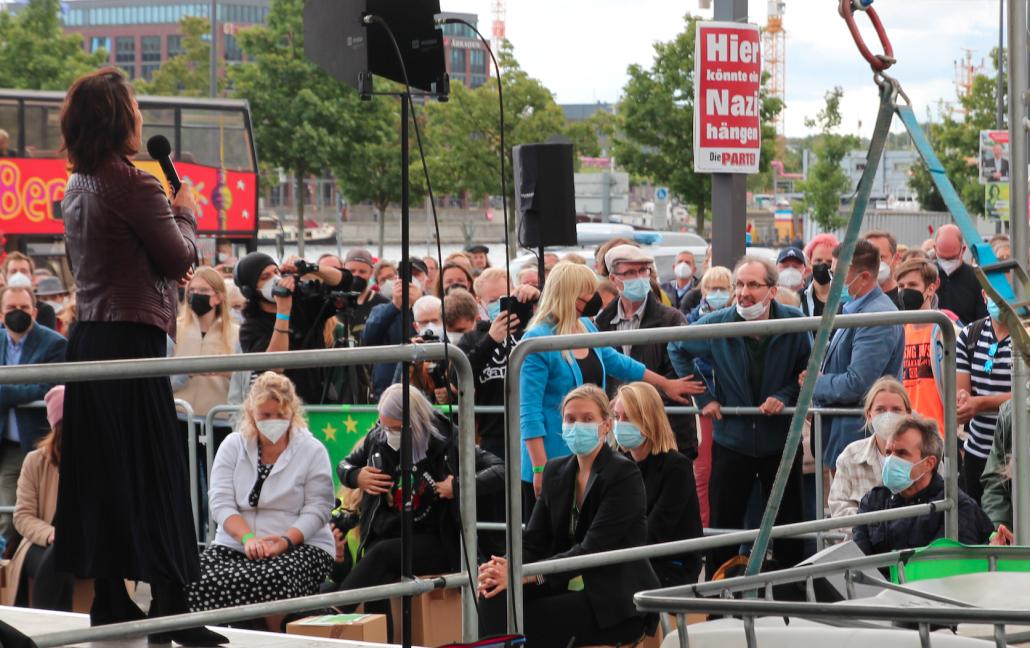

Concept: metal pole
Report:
left=209, top=0, right=217, bottom=97
left=710, top=0, right=748, bottom=266
left=399, top=93, right=414, bottom=648
left=999, top=0, right=1006, bottom=129
left=1008, top=0, right=1030, bottom=544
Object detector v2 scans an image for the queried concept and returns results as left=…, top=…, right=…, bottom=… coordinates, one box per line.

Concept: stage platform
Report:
left=0, top=606, right=405, bottom=648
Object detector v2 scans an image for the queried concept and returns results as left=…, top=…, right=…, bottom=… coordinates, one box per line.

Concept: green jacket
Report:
left=981, top=399, right=1012, bottom=527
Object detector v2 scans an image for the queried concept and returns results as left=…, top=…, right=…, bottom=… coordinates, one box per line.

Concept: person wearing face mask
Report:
left=612, top=382, right=702, bottom=587
left=0, top=287, right=67, bottom=546
left=187, top=372, right=335, bottom=619
left=660, top=250, right=698, bottom=311
left=363, top=259, right=429, bottom=400
left=801, top=233, right=841, bottom=317
left=894, top=259, right=957, bottom=435
left=34, top=277, right=71, bottom=335
left=234, top=251, right=354, bottom=405
left=828, top=378, right=912, bottom=521
left=478, top=385, right=662, bottom=646
left=521, top=262, right=705, bottom=515
left=812, top=240, right=905, bottom=474
left=864, top=230, right=902, bottom=307
left=2, top=253, right=57, bottom=332
left=338, top=384, right=502, bottom=637
left=437, top=262, right=476, bottom=297
left=597, top=245, right=699, bottom=460
left=853, top=415, right=993, bottom=555
left=687, top=265, right=733, bottom=323
left=932, top=223, right=987, bottom=325
left=669, top=256, right=812, bottom=570
left=775, top=247, right=807, bottom=294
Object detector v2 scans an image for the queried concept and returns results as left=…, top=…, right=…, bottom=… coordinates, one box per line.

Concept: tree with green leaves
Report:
left=231, top=0, right=357, bottom=256
left=611, top=14, right=781, bottom=233
left=0, top=0, right=106, bottom=90
left=908, top=54, right=1001, bottom=215
left=136, top=16, right=220, bottom=97
left=797, top=87, right=859, bottom=230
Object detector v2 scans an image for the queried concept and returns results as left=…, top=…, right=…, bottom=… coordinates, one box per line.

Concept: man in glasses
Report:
left=956, top=291, right=1012, bottom=504
left=812, top=240, right=905, bottom=475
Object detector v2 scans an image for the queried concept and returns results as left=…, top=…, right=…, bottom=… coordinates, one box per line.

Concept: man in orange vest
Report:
left=895, top=258, right=956, bottom=435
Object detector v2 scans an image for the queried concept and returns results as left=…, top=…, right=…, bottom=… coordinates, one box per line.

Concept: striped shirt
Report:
left=956, top=318, right=1012, bottom=458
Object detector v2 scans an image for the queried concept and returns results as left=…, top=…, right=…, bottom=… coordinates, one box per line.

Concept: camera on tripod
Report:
left=270, top=260, right=364, bottom=300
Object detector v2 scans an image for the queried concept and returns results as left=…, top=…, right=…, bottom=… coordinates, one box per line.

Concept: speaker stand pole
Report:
left=399, top=91, right=414, bottom=648
left=537, top=244, right=546, bottom=293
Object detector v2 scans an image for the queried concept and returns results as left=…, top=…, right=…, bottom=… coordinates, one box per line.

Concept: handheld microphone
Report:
left=146, top=135, right=181, bottom=195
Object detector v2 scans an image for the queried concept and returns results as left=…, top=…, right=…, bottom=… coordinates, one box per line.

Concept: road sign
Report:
left=655, top=186, right=669, bottom=201
left=694, top=21, right=762, bottom=175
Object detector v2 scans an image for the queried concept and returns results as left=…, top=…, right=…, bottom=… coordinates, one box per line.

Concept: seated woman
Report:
left=5, top=386, right=73, bottom=611
left=612, top=382, right=703, bottom=587
left=828, top=377, right=912, bottom=520
left=479, top=385, right=661, bottom=646
left=187, top=372, right=335, bottom=613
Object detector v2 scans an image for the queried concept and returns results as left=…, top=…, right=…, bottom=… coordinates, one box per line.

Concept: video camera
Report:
left=269, top=259, right=366, bottom=301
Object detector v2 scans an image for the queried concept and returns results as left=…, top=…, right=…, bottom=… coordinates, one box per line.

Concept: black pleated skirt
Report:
left=54, top=321, right=200, bottom=584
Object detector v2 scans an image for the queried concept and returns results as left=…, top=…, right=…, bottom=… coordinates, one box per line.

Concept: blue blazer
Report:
left=518, top=318, right=645, bottom=482
left=0, top=324, right=67, bottom=452
left=361, top=302, right=411, bottom=400
left=813, top=286, right=904, bottom=467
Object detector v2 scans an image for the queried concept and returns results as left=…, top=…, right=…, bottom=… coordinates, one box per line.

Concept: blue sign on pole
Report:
left=655, top=186, right=669, bottom=201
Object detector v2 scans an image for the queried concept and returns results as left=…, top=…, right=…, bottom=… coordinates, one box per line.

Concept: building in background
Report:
left=840, top=149, right=919, bottom=206
left=437, top=12, right=490, bottom=89
left=58, top=0, right=271, bottom=81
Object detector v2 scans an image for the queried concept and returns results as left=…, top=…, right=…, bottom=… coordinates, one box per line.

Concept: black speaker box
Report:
left=303, top=0, right=448, bottom=94
left=512, top=143, right=578, bottom=249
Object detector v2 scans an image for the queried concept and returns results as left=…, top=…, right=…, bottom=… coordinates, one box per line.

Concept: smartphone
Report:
left=500, top=296, right=535, bottom=326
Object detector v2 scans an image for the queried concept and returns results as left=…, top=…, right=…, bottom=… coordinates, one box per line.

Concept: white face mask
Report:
left=871, top=411, right=903, bottom=441
left=446, top=331, right=465, bottom=346
left=877, top=261, right=891, bottom=285
left=777, top=267, right=803, bottom=291
left=7, top=272, right=31, bottom=288
left=259, top=276, right=279, bottom=303
left=419, top=323, right=443, bottom=339
left=256, top=418, right=290, bottom=444
left=939, top=258, right=962, bottom=275
left=674, top=263, right=694, bottom=280
left=386, top=430, right=402, bottom=451
left=736, top=296, right=769, bottom=321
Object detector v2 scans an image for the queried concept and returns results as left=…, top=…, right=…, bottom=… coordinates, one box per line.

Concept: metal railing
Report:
left=0, top=343, right=480, bottom=643
left=503, top=310, right=959, bottom=631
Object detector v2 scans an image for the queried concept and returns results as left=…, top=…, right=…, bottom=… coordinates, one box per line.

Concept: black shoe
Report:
left=147, top=581, right=228, bottom=646
left=147, top=626, right=227, bottom=646
left=89, top=579, right=146, bottom=627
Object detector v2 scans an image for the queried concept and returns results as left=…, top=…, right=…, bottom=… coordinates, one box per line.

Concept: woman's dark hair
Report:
left=60, top=67, right=139, bottom=174
left=37, top=423, right=62, bottom=468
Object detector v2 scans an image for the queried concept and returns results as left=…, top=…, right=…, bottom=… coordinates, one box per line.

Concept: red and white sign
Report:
left=693, top=21, right=762, bottom=174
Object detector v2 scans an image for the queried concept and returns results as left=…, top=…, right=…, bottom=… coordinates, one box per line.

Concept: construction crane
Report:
left=762, top=0, right=787, bottom=143
left=953, top=48, right=984, bottom=118
left=491, top=0, right=506, bottom=53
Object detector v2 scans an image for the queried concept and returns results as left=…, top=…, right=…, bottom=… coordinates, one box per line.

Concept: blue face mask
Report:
left=485, top=300, right=502, bottom=321
left=621, top=277, right=651, bottom=303
left=613, top=420, right=645, bottom=449
left=561, top=422, right=601, bottom=455
left=881, top=454, right=929, bottom=495
left=705, top=290, right=730, bottom=310
left=987, top=299, right=1001, bottom=320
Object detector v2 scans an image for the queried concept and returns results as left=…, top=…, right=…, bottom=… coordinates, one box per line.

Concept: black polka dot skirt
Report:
left=187, top=543, right=334, bottom=611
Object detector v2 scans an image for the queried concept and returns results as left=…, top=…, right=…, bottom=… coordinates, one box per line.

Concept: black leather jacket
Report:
left=62, top=155, right=197, bottom=336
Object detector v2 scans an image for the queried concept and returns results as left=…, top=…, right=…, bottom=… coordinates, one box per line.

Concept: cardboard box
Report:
left=411, top=585, right=462, bottom=646
left=286, top=614, right=388, bottom=643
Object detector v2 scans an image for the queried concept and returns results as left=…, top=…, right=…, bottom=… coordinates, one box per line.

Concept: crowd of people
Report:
left=0, top=66, right=1022, bottom=648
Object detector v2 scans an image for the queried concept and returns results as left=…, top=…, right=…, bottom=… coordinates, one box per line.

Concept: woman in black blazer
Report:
left=613, top=382, right=704, bottom=587
left=478, top=385, right=660, bottom=647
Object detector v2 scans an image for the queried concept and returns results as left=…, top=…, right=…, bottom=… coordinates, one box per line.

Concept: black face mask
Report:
left=189, top=293, right=214, bottom=317
left=579, top=292, right=603, bottom=318
left=812, top=263, right=832, bottom=286
left=4, top=309, right=32, bottom=334
left=899, top=288, right=926, bottom=311
left=177, top=285, right=186, bottom=302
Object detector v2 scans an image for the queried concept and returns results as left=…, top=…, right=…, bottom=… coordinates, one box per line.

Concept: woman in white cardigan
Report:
left=186, top=372, right=335, bottom=612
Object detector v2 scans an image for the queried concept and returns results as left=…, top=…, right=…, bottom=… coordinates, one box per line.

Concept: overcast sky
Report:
left=445, top=0, right=1005, bottom=138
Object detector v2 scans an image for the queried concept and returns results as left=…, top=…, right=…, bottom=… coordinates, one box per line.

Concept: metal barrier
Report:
left=0, top=343, right=479, bottom=643
left=503, top=310, right=959, bottom=631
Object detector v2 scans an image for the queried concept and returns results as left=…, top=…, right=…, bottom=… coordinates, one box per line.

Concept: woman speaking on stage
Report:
left=55, top=67, right=225, bottom=646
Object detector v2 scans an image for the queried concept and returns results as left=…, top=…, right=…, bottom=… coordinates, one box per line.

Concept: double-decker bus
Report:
left=0, top=89, right=259, bottom=241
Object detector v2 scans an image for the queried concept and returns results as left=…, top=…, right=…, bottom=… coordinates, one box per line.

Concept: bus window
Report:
left=23, top=102, right=62, bottom=158
left=135, top=107, right=176, bottom=161
left=0, top=100, right=17, bottom=156
left=179, top=108, right=254, bottom=172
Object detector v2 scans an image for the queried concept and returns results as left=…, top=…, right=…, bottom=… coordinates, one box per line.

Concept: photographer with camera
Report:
left=234, top=251, right=362, bottom=405
left=457, top=268, right=539, bottom=459
left=362, top=259, right=429, bottom=401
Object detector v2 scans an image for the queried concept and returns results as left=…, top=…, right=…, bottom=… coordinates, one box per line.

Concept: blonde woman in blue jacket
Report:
left=519, top=262, right=703, bottom=511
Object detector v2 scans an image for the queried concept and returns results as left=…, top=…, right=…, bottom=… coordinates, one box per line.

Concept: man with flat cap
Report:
left=466, top=245, right=491, bottom=274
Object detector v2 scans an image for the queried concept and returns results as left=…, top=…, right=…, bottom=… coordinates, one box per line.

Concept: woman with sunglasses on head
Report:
left=612, top=382, right=703, bottom=587
left=519, top=262, right=705, bottom=515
